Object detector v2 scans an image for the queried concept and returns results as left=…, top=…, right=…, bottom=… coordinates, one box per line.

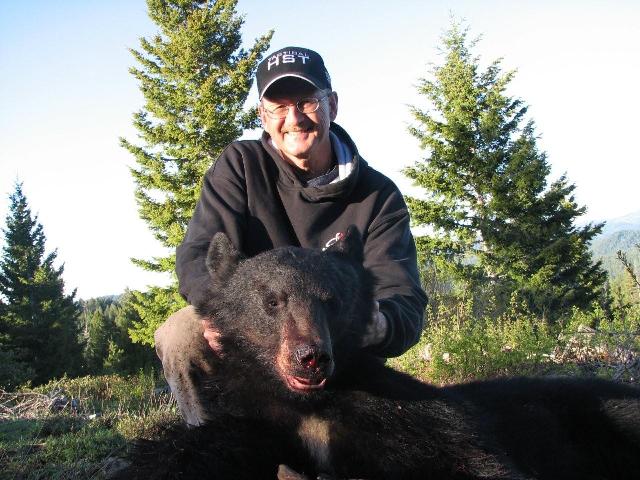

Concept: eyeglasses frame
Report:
left=261, top=90, right=332, bottom=119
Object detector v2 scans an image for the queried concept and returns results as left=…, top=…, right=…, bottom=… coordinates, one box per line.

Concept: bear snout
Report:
left=275, top=342, right=335, bottom=393
left=294, top=344, right=333, bottom=373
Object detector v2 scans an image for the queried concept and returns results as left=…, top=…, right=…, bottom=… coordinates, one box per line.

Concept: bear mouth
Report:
left=285, top=374, right=328, bottom=392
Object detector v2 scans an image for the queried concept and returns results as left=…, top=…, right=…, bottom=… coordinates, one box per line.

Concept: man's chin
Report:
left=280, top=144, right=315, bottom=162
left=283, top=137, right=313, bottom=152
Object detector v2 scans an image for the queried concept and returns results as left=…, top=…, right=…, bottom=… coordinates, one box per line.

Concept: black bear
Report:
left=119, top=228, right=640, bottom=480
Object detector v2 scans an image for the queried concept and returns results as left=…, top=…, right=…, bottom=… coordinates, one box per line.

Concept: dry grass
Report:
left=0, top=372, right=178, bottom=480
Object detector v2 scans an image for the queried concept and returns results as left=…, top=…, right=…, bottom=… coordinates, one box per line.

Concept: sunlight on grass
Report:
left=0, top=371, right=178, bottom=479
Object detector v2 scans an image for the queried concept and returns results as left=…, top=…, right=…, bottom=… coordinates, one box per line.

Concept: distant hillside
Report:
left=586, top=210, right=640, bottom=279
left=599, top=210, right=640, bottom=236
left=591, top=229, right=640, bottom=279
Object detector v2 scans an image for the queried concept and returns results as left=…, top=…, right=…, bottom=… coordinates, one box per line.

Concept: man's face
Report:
left=260, top=78, right=338, bottom=165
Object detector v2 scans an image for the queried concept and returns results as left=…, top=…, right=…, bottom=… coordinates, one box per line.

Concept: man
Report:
left=155, top=46, right=427, bottom=426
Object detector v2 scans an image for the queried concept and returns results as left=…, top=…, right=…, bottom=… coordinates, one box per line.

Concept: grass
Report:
left=0, top=372, right=179, bottom=480
left=390, top=301, right=640, bottom=385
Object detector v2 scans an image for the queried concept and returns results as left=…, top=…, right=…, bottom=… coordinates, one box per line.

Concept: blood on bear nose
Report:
left=294, top=344, right=332, bottom=372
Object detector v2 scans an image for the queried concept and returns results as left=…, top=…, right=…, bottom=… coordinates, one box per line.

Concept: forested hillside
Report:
left=590, top=210, right=640, bottom=279
left=592, top=230, right=640, bottom=278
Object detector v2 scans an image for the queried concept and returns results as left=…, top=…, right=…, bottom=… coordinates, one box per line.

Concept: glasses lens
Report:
left=267, top=105, right=289, bottom=118
left=297, top=98, right=320, bottom=114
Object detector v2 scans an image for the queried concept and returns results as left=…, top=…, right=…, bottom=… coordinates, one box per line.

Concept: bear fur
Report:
left=119, top=228, right=640, bottom=480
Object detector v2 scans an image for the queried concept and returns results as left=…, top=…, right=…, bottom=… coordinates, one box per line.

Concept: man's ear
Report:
left=206, top=232, right=242, bottom=283
left=258, top=104, right=267, bottom=127
left=328, top=91, right=338, bottom=122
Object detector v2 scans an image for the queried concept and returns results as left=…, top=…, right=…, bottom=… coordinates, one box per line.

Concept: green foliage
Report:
left=127, top=286, right=187, bottom=346
left=600, top=241, right=640, bottom=329
left=121, top=0, right=272, bottom=343
left=404, top=22, right=606, bottom=321
left=0, top=416, right=126, bottom=479
left=103, top=340, right=127, bottom=373
left=391, top=297, right=640, bottom=385
left=30, top=371, right=164, bottom=413
left=391, top=295, right=559, bottom=383
left=0, top=344, right=35, bottom=390
left=83, top=309, right=111, bottom=373
left=79, top=293, right=157, bottom=374
left=0, top=183, right=82, bottom=387
left=1, top=372, right=178, bottom=479
left=554, top=302, right=640, bottom=382
left=592, top=230, right=640, bottom=279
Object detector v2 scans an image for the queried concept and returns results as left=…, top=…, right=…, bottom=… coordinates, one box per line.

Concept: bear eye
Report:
left=263, top=292, right=287, bottom=313
left=326, top=295, right=342, bottom=312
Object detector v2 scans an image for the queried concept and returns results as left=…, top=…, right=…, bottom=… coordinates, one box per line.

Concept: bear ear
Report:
left=328, top=225, right=364, bottom=263
left=206, top=232, right=243, bottom=282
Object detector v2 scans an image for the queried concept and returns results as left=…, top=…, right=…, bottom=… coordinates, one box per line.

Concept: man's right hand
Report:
left=202, top=319, right=224, bottom=355
left=360, top=300, right=388, bottom=348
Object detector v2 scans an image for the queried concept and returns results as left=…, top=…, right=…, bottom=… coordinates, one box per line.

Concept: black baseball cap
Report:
left=256, top=46, right=332, bottom=99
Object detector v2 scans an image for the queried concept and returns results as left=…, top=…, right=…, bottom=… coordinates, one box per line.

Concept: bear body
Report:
left=120, top=230, right=640, bottom=480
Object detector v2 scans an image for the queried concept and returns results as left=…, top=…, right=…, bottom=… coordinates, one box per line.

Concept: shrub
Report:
left=554, top=303, right=640, bottom=382
left=28, top=370, right=162, bottom=415
left=0, top=345, right=35, bottom=391
left=391, top=296, right=559, bottom=384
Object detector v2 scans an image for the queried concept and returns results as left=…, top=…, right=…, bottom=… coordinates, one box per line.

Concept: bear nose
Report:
left=294, top=344, right=332, bottom=371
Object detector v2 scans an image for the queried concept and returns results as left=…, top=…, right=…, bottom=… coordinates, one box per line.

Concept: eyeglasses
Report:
left=262, top=92, right=330, bottom=119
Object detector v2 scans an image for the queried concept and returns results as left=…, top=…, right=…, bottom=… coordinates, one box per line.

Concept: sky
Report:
left=1, top=0, right=639, bottom=299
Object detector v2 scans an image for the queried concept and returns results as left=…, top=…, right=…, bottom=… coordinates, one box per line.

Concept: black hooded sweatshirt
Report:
left=176, top=123, right=427, bottom=357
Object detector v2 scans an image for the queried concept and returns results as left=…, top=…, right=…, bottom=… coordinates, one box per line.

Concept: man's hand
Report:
left=202, top=319, right=224, bottom=356
left=360, top=301, right=388, bottom=348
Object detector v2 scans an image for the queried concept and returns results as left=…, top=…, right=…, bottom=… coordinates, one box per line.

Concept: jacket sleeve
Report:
left=176, top=146, right=248, bottom=305
left=362, top=188, right=428, bottom=358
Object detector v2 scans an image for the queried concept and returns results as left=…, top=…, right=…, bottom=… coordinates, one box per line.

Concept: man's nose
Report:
left=283, top=104, right=306, bottom=124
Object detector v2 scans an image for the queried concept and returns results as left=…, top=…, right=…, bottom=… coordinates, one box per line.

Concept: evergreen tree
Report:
left=79, top=294, right=158, bottom=374
left=404, top=23, right=606, bottom=320
left=84, top=308, right=111, bottom=373
left=0, top=183, right=82, bottom=385
left=121, top=0, right=272, bottom=345
left=79, top=296, right=113, bottom=372
left=616, top=246, right=640, bottom=305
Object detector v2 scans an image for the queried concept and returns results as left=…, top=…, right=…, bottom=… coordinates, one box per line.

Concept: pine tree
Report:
left=111, top=291, right=158, bottom=373
left=0, top=183, right=82, bottom=385
left=84, top=308, right=111, bottom=373
left=616, top=246, right=640, bottom=305
left=404, top=23, right=607, bottom=320
left=121, top=0, right=272, bottom=345
left=79, top=294, right=157, bottom=374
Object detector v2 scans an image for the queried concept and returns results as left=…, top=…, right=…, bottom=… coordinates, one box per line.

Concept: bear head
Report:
left=196, top=227, right=374, bottom=402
